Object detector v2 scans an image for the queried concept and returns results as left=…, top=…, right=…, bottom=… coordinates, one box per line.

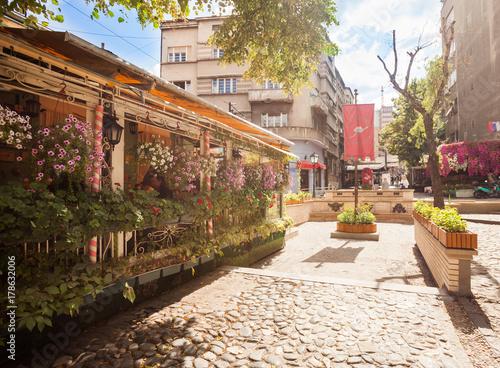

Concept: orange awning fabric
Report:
left=298, top=161, right=326, bottom=170
left=0, top=27, right=293, bottom=154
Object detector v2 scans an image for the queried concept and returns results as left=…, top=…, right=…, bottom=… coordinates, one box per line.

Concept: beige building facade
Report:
left=161, top=16, right=350, bottom=193
left=441, top=0, right=500, bottom=142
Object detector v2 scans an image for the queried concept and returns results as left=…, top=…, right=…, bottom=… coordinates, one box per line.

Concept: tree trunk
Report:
left=423, top=114, right=444, bottom=208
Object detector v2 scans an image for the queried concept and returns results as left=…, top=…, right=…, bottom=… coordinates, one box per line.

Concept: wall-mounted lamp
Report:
left=25, top=99, right=41, bottom=118
left=103, top=112, right=123, bottom=151
left=129, top=121, right=138, bottom=135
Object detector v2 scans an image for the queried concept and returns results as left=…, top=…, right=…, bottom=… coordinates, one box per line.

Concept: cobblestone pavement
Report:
left=15, top=214, right=500, bottom=368
left=43, top=270, right=472, bottom=368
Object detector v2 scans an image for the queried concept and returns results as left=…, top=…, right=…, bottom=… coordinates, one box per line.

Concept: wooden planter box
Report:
left=412, top=210, right=477, bottom=249
left=413, top=219, right=477, bottom=296
left=286, top=199, right=302, bottom=205
left=437, top=227, right=477, bottom=249
left=337, top=222, right=377, bottom=233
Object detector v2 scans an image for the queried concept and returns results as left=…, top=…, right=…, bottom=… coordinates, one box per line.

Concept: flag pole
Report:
left=354, top=89, right=359, bottom=212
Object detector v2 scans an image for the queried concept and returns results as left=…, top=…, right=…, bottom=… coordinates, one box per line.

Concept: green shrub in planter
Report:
left=337, top=204, right=376, bottom=225
left=431, top=207, right=467, bottom=233
left=361, top=183, right=372, bottom=190
left=413, top=200, right=433, bottom=218
left=414, top=200, right=468, bottom=233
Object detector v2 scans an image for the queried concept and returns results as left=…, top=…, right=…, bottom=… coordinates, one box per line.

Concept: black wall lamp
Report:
left=103, top=112, right=123, bottom=151
left=129, top=121, right=138, bottom=135
left=25, top=99, right=41, bottom=118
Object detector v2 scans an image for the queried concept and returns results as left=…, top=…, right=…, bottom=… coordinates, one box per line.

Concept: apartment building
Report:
left=160, top=16, right=350, bottom=193
left=441, top=0, right=500, bottom=142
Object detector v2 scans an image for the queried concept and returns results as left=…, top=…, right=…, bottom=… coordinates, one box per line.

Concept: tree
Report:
left=378, top=25, right=455, bottom=209
left=379, top=79, right=428, bottom=169
left=0, top=0, right=339, bottom=95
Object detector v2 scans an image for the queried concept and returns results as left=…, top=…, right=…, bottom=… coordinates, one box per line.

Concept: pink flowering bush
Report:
left=216, top=159, right=245, bottom=192
left=168, top=146, right=217, bottom=192
left=440, top=141, right=500, bottom=177
left=27, top=115, right=104, bottom=185
left=261, top=164, right=277, bottom=190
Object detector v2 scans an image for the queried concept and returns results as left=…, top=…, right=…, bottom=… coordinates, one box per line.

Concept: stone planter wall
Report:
left=456, top=189, right=474, bottom=198
left=413, top=216, right=477, bottom=296
left=310, top=189, right=415, bottom=223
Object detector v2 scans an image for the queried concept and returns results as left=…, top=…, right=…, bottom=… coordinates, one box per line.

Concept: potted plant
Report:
left=336, top=203, right=377, bottom=233
left=301, top=191, right=312, bottom=201
left=284, top=192, right=300, bottom=205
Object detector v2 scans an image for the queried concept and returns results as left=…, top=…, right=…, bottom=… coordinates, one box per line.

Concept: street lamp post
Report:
left=310, top=152, right=319, bottom=198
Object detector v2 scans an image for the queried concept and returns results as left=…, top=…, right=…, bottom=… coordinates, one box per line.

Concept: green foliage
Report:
left=0, top=181, right=184, bottom=246
left=209, top=0, right=339, bottom=94
left=413, top=200, right=467, bottom=233
left=337, top=204, right=375, bottom=225
left=431, top=207, right=467, bottom=233
left=360, top=183, right=372, bottom=190
left=0, top=0, right=339, bottom=94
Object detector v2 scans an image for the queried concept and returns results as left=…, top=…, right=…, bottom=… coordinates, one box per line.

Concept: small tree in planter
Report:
left=337, top=203, right=377, bottom=233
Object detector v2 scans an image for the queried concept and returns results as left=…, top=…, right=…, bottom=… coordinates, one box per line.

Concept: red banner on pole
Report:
left=342, top=104, right=375, bottom=161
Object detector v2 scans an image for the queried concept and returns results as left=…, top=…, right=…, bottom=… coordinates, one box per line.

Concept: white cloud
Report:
left=152, top=63, right=161, bottom=77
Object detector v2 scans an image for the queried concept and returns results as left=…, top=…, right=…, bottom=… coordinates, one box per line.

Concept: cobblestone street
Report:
left=14, top=213, right=500, bottom=368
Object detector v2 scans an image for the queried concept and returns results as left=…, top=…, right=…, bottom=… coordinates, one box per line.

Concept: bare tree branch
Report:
left=430, top=20, right=455, bottom=114
left=376, top=26, right=456, bottom=209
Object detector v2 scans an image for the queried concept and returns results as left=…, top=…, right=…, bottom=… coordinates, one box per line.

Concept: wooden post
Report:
left=354, top=159, right=358, bottom=211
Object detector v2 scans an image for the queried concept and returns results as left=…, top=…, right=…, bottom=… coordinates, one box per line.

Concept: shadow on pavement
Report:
left=302, top=241, right=364, bottom=264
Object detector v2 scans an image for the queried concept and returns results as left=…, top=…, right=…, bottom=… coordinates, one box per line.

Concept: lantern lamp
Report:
left=103, top=113, right=123, bottom=151
left=25, top=99, right=41, bottom=118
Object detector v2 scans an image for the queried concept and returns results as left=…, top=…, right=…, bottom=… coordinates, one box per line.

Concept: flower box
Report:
left=412, top=210, right=477, bottom=249
left=437, top=227, right=477, bottom=249
left=336, top=223, right=377, bottom=233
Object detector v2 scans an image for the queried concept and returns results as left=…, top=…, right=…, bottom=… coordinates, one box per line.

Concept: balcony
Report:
left=311, top=96, right=329, bottom=116
left=248, top=89, right=293, bottom=103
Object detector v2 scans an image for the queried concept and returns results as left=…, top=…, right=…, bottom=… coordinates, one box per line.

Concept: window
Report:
left=263, top=80, right=282, bottom=89
left=212, top=78, right=237, bottom=93
left=168, top=48, right=187, bottom=63
left=449, top=69, right=457, bottom=87
left=261, top=113, right=288, bottom=128
left=212, top=49, right=224, bottom=58
left=212, top=25, right=220, bottom=31
left=173, top=81, right=191, bottom=92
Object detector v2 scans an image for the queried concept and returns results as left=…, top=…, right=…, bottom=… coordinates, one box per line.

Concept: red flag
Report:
left=342, top=104, right=375, bottom=160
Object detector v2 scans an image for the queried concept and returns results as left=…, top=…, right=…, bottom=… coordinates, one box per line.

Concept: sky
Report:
left=43, top=0, right=443, bottom=110
left=331, top=0, right=443, bottom=109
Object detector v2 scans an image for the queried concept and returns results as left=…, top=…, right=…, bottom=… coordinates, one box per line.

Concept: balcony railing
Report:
left=248, top=89, right=293, bottom=103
